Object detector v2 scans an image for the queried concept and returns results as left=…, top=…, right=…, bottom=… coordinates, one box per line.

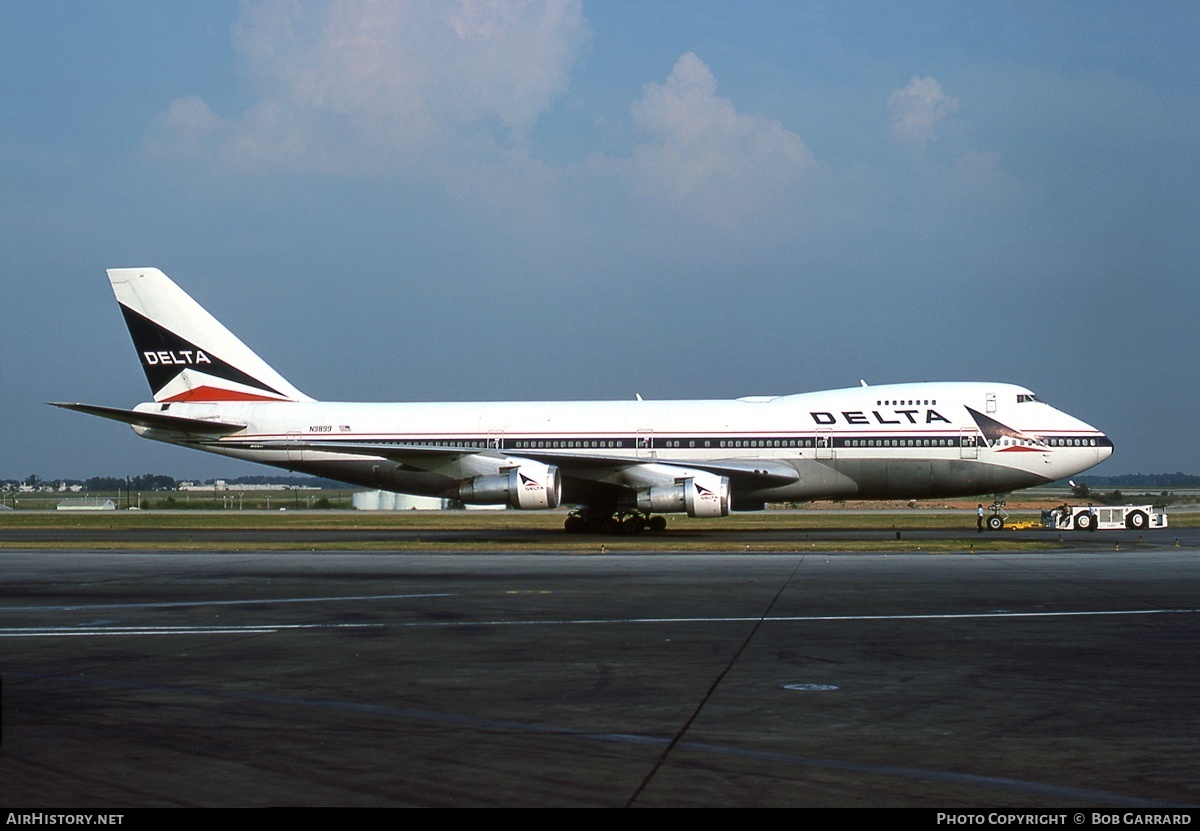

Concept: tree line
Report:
left=1073, top=471, right=1200, bottom=488
left=2, top=474, right=343, bottom=492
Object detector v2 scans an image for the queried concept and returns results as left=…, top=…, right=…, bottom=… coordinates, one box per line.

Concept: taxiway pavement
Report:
left=2, top=537, right=1198, bottom=807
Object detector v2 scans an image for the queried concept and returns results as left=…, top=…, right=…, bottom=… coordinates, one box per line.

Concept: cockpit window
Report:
left=1017, top=394, right=1041, bottom=403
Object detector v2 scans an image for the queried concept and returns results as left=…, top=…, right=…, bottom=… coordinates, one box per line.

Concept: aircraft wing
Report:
left=665, top=458, right=800, bottom=486
left=227, top=439, right=505, bottom=461
left=506, top=449, right=801, bottom=486
left=50, top=402, right=246, bottom=434
left=221, top=438, right=800, bottom=487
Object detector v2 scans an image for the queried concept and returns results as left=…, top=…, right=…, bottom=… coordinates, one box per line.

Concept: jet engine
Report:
left=456, top=462, right=562, bottom=510
left=635, top=472, right=730, bottom=518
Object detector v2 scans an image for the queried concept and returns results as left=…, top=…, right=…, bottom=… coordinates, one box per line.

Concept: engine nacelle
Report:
left=456, top=462, right=562, bottom=510
left=636, top=472, right=730, bottom=518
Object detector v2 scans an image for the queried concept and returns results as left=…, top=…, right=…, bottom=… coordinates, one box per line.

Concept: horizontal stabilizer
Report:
left=49, top=402, right=246, bottom=434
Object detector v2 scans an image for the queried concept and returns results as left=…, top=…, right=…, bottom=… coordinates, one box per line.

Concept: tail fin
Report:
left=108, top=268, right=312, bottom=403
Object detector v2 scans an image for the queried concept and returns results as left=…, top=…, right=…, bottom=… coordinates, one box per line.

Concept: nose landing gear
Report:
left=983, top=496, right=1010, bottom=531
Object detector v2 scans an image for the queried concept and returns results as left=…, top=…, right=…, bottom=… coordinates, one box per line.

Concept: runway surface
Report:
left=2, top=519, right=1194, bottom=548
left=2, top=534, right=1199, bottom=807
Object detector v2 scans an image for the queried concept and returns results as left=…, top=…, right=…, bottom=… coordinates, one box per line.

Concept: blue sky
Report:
left=2, top=1, right=1198, bottom=481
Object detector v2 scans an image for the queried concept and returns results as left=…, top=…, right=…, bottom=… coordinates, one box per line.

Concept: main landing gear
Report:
left=564, top=509, right=668, bottom=535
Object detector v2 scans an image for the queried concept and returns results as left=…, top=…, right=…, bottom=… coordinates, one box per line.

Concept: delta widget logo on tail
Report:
left=120, top=302, right=288, bottom=402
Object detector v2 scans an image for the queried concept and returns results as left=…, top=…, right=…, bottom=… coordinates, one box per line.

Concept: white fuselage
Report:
left=134, top=381, right=1112, bottom=507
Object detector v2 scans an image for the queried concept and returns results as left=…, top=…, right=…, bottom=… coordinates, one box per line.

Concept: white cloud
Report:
left=145, top=0, right=589, bottom=174
left=880, top=76, right=1024, bottom=224
left=624, top=53, right=815, bottom=229
left=888, top=75, right=958, bottom=145
left=143, top=95, right=224, bottom=159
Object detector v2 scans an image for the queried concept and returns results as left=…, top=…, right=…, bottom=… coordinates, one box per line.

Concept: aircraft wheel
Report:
left=564, top=514, right=585, bottom=533
left=986, top=515, right=1004, bottom=531
left=1074, top=512, right=1093, bottom=531
left=1126, top=510, right=1148, bottom=530
left=601, top=516, right=621, bottom=535
left=622, top=515, right=644, bottom=535
left=648, top=515, right=667, bottom=533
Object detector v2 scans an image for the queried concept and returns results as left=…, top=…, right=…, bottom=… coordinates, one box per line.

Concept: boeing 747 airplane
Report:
left=54, top=268, right=1113, bottom=532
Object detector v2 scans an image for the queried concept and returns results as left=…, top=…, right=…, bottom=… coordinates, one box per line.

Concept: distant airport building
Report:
left=57, top=498, right=117, bottom=511
left=352, top=490, right=451, bottom=511
left=178, top=480, right=318, bottom=492
left=351, top=490, right=506, bottom=511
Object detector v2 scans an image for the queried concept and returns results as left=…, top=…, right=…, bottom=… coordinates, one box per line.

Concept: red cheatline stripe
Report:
left=161, top=386, right=287, bottom=403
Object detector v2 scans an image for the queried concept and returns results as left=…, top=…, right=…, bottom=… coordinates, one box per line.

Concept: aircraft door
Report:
left=636, top=430, right=655, bottom=459
left=959, top=430, right=979, bottom=459
left=815, top=429, right=834, bottom=460
left=286, top=432, right=305, bottom=463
